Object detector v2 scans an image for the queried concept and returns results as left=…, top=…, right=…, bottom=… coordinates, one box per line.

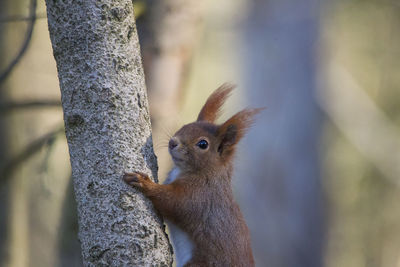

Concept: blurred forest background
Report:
left=1, top=0, right=400, bottom=266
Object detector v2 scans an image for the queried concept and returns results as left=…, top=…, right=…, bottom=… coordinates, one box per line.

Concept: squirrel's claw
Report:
left=123, top=172, right=139, bottom=185
left=123, top=172, right=150, bottom=188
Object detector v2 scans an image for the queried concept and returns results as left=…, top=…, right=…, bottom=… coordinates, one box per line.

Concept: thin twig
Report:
left=0, top=13, right=46, bottom=23
left=0, top=0, right=37, bottom=85
left=0, top=125, right=64, bottom=184
left=0, top=100, right=61, bottom=114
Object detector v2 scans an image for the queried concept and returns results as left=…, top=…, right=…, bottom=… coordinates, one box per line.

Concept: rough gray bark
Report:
left=45, top=1, right=172, bottom=266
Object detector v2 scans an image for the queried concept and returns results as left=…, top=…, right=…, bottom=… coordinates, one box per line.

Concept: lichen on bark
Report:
left=44, top=0, right=173, bottom=266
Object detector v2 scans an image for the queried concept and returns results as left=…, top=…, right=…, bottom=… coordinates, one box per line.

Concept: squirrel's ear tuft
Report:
left=197, top=83, right=235, bottom=123
left=217, top=108, right=264, bottom=157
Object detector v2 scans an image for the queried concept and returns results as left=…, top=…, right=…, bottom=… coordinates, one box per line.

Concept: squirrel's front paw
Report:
left=123, top=171, right=150, bottom=189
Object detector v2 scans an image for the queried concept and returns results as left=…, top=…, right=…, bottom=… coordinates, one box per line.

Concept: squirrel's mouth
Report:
left=171, top=154, right=184, bottom=163
left=169, top=150, right=184, bottom=164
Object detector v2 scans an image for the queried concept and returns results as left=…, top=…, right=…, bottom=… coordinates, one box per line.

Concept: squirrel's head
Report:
left=168, top=83, right=263, bottom=172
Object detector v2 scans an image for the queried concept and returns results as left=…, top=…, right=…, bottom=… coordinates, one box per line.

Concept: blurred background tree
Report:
left=1, top=0, right=400, bottom=266
left=237, top=0, right=324, bottom=265
left=0, top=0, right=74, bottom=266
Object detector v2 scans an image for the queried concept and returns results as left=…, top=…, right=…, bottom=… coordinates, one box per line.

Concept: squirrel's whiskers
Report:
left=124, top=83, right=262, bottom=267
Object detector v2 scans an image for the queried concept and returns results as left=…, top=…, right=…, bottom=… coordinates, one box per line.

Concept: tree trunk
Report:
left=237, top=0, right=324, bottom=266
left=139, top=0, right=204, bottom=179
left=45, top=1, right=172, bottom=266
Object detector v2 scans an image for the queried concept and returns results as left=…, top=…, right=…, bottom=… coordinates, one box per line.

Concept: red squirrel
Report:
left=124, top=84, right=262, bottom=266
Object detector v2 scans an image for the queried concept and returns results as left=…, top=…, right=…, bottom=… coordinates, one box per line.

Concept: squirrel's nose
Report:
left=169, top=138, right=178, bottom=150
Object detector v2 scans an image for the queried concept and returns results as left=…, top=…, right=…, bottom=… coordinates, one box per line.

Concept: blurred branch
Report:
left=0, top=125, right=64, bottom=184
left=0, top=13, right=46, bottom=23
left=0, top=0, right=37, bottom=85
left=317, top=62, right=400, bottom=185
left=0, top=100, right=61, bottom=114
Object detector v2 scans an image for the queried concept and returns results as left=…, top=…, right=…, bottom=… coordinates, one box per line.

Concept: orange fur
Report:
left=217, top=108, right=265, bottom=161
left=197, top=83, right=234, bottom=123
left=124, top=84, right=262, bottom=266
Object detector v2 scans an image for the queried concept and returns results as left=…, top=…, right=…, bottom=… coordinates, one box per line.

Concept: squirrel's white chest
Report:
left=164, top=167, right=194, bottom=267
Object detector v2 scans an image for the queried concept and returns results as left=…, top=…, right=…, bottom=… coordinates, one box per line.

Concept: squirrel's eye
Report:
left=196, top=139, right=208, bottom=149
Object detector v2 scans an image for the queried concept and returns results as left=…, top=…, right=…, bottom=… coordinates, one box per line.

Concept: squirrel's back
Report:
left=165, top=167, right=254, bottom=267
left=125, top=84, right=259, bottom=267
